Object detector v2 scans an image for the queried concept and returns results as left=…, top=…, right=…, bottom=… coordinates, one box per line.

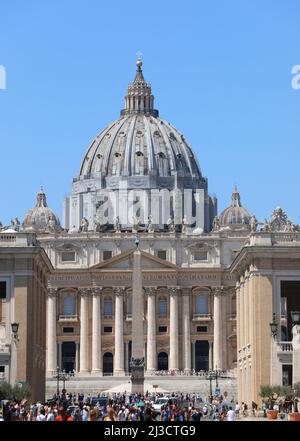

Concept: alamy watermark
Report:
left=291, top=65, right=300, bottom=90
left=0, top=65, right=6, bottom=89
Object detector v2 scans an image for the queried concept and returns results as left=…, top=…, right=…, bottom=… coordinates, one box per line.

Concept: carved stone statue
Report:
left=147, top=215, right=154, bottom=233
left=0, top=222, right=3, bottom=231
left=167, top=216, right=175, bottom=233
left=181, top=216, right=188, bottom=234
left=212, top=216, right=220, bottom=231
left=261, top=219, right=270, bottom=232
left=11, top=217, right=20, bottom=232
left=47, top=213, right=56, bottom=233
left=114, top=216, right=121, bottom=233
left=250, top=215, right=258, bottom=232
left=132, top=215, right=140, bottom=233
left=284, top=219, right=295, bottom=232
left=79, top=217, right=89, bottom=232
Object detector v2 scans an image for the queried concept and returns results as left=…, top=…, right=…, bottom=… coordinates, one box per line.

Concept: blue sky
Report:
left=0, top=0, right=299, bottom=225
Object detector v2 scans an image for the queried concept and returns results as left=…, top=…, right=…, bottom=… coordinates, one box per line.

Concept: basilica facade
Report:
left=1, top=59, right=300, bottom=403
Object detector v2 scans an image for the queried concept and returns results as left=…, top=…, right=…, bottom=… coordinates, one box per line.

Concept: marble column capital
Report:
left=47, top=287, right=58, bottom=298
left=168, top=286, right=181, bottom=296
left=144, top=286, right=157, bottom=296
left=113, top=287, right=126, bottom=297
left=91, top=287, right=102, bottom=296
left=211, top=286, right=226, bottom=297
left=78, top=287, right=90, bottom=297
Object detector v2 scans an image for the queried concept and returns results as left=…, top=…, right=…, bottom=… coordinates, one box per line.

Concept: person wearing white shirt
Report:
left=227, top=407, right=235, bottom=421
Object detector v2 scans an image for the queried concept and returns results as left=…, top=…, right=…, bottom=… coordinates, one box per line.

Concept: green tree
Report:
left=0, top=382, right=13, bottom=401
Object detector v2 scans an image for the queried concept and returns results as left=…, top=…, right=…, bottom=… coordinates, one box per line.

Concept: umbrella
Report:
left=137, top=401, right=145, bottom=407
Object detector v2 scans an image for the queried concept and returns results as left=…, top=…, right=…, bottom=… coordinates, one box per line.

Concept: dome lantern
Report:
left=121, top=58, right=159, bottom=117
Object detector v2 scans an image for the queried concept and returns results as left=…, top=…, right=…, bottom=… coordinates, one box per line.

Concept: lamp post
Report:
left=269, top=313, right=278, bottom=339
left=291, top=311, right=300, bottom=326
left=9, top=322, right=19, bottom=386
left=52, top=367, right=75, bottom=398
left=291, top=311, right=300, bottom=389
left=206, top=369, right=224, bottom=402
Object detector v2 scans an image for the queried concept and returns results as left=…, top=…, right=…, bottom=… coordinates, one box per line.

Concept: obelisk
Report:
left=130, top=236, right=145, bottom=393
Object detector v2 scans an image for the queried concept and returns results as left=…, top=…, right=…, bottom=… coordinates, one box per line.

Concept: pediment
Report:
left=90, top=249, right=178, bottom=270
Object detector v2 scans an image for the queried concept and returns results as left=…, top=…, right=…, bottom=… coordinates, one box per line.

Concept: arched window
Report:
left=104, top=297, right=113, bottom=317
left=158, top=298, right=167, bottom=317
left=195, top=295, right=208, bottom=315
left=63, top=295, right=76, bottom=316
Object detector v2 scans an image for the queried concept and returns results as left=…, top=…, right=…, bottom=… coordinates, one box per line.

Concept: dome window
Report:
left=158, top=152, right=166, bottom=159
left=96, top=153, right=103, bottom=159
left=136, top=151, right=144, bottom=157
left=114, top=152, right=122, bottom=158
left=169, top=133, right=176, bottom=140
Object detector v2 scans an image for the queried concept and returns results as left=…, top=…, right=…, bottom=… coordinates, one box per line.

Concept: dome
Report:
left=218, top=187, right=251, bottom=226
left=65, top=59, right=217, bottom=234
left=78, top=60, right=202, bottom=183
left=23, top=188, right=61, bottom=233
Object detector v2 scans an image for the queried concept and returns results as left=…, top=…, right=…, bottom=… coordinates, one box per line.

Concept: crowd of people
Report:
left=0, top=389, right=254, bottom=422
left=150, top=369, right=229, bottom=377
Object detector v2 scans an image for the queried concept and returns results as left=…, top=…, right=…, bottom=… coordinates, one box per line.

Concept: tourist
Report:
left=227, top=406, right=235, bottom=421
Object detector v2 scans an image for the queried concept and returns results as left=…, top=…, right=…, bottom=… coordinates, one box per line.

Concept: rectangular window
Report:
left=104, top=326, right=112, bottom=333
left=61, top=251, right=76, bottom=262
left=104, top=299, right=113, bottom=316
left=282, top=364, right=292, bottom=386
left=193, top=251, right=208, bottom=261
left=196, top=295, right=208, bottom=314
left=197, top=326, right=207, bottom=333
left=158, top=326, right=167, bottom=333
left=0, top=366, right=5, bottom=373
left=158, top=299, right=168, bottom=317
left=103, top=251, right=112, bottom=261
left=63, top=327, right=74, bottom=333
left=0, top=281, right=6, bottom=299
left=157, top=250, right=167, bottom=260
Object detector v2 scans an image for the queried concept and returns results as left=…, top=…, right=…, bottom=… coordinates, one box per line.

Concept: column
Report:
left=125, top=341, right=129, bottom=373
left=46, top=288, right=57, bottom=374
left=292, top=324, right=300, bottom=385
left=192, top=340, right=196, bottom=371
left=79, top=288, right=89, bottom=373
left=91, top=288, right=102, bottom=374
left=213, top=286, right=223, bottom=370
left=146, top=288, right=157, bottom=374
left=114, top=288, right=125, bottom=376
left=169, top=287, right=179, bottom=371
left=58, top=342, right=62, bottom=369
left=209, top=341, right=213, bottom=369
left=182, top=288, right=191, bottom=373
left=75, top=342, right=79, bottom=373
